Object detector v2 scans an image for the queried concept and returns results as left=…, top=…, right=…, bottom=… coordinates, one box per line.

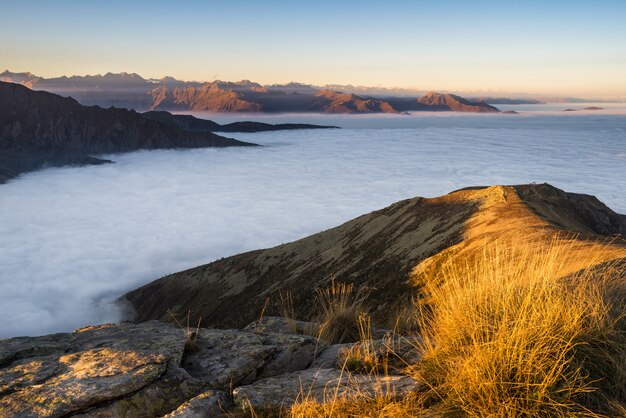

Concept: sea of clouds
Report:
left=1, top=109, right=625, bottom=337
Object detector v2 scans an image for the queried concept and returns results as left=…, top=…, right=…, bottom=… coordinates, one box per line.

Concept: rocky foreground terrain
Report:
left=0, top=317, right=419, bottom=417
left=0, top=71, right=499, bottom=114
left=2, top=183, right=625, bottom=416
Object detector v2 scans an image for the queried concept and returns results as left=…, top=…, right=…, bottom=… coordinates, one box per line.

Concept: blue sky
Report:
left=1, top=0, right=625, bottom=96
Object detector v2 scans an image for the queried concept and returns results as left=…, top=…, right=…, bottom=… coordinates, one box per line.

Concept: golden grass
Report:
left=278, top=290, right=299, bottom=334
left=316, top=278, right=369, bottom=344
left=290, top=393, right=425, bottom=418
left=412, top=238, right=626, bottom=417
left=338, top=314, right=382, bottom=373
left=242, top=239, right=626, bottom=417
left=283, top=239, right=626, bottom=417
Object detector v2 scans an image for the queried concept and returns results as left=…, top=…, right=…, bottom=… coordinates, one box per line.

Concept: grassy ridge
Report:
left=284, top=239, right=626, bottom=417
left=413, top=239, right=626, bottom=417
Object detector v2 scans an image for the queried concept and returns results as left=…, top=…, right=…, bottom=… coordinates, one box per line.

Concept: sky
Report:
left=1, top=0, right=625, bottom=97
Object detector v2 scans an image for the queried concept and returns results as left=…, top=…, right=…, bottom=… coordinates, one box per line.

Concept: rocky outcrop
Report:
left=243, top=316, right=320, bottom=336
left=0, top=321, right=203, bottom=417
left=415, top=92, right=499, bottom=112
left=0, top=82, right=256, bottom=182
left=310, top=90, right=397, bottom=113
left=164, top=390, right=233, bottom=417
left=124, top=184, right=626, bottom=331
left=233, top=368, right=420, bottom=410
left=0, top=319, right=415, bottom=416
left=181, top=328, right=322, bottom=390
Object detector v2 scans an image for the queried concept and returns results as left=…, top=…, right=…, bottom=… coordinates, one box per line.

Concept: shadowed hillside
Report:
left=0, top=82, right=256, bottom=182
left=124, top=183, right=626, bottom=330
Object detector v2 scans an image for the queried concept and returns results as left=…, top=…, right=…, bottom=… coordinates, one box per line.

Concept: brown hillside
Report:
left=124, top=184, right=626, bottom=328
left=311, top=90, right=397, bottom=113
left=150, top=83, right=262, bottom=112
left=416, top=92, right=500, bottom=112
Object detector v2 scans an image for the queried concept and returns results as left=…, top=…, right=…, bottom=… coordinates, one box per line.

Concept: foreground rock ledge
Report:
left=3, top=320, right=412, bottom=417
left=233, top=368, right=420, bottom=410
left=0, top=321, right=200, bottom=417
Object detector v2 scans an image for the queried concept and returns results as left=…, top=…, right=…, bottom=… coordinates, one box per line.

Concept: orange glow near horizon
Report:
left=1, top=1, right=625, bottom=99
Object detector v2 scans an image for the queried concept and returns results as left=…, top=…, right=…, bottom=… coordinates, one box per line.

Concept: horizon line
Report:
left=2, top=67, right=625, bottom=101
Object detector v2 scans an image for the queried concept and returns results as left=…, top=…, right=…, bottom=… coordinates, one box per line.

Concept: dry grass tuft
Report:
left=336, top=314, right=412, bottom=375
left=316, top=278, right=369, bottom=344
left=290, top=392, right=425, bottom=418
left=278, top=290, right=299, bottom=334
left=167, top=309, right=201, bottom=353
left=338, top=313, right=382, bottom=373
left=388, top=298, right=422, bottom=335
left=412, top=238, right=626, bottom=417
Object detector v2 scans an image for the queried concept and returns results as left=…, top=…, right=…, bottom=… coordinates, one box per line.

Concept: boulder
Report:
left=2, top=321, right=430, bottom=416
left=311, top=336, right=421, bottom=371
left=182, top=328, right=323, bottom=390
left=72, top=363, right=204, bottom=417
left=233, top=368, right=420, bottom=410
left=311, top=343, right=352, bottom=368
left=163, top=390, right=233, bottom=417
left=244, top=316, right=320, bottom=336
left=0, top=321, right=202, bottom=417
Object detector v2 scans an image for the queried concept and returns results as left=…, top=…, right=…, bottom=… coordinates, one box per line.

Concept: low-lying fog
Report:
left=1, top=108, right=625, bottom=337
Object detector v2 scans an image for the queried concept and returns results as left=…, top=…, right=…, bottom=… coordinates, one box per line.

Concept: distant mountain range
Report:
left=468, top=96, right=544, bottom=105
left=0, top=70, right=501, bottom=114
left=393, top=92, right=500, bottom=112
left=0, top=82, right=336, bottom=182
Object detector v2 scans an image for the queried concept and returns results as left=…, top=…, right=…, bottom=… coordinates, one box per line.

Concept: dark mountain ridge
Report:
left=142, top=111, right=339, bottom=133
left=0, top=82, right=255, bottom=182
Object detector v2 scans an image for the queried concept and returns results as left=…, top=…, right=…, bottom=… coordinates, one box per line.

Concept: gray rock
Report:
left=244, top=316, right=320, bottom=336
left=232, top=368, right=420, bottom=410
left=0, top=321, right=353, bottom=417
left=0, top=333, right=72, bottom=367
left=182, top=328, right=323, bottom=391
left=163, top=390, right=233, bottom=417
left=310, top=336, right=421, bottom=371
left=73, top=363, right=204, bottom=418
left=0, top=321, right=199, bottom=418
left=311, top=343, right=352, bottom=368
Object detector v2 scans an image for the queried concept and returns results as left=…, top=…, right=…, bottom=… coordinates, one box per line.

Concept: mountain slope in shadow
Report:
left=123, top=183, right=626, bottom=328
left=0, top=82, right=260, bottom=182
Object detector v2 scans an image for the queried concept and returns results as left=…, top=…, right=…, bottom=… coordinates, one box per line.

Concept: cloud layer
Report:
left=1, top=111, right=625, bottom=337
